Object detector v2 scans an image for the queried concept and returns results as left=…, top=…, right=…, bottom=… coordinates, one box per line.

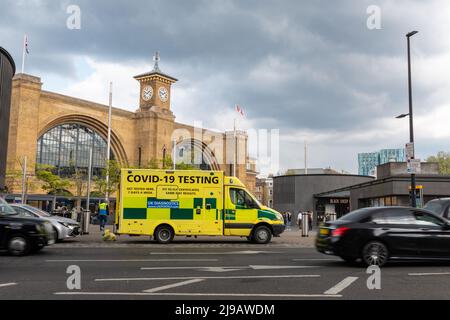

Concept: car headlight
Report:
left=35, top=224, right=44, bottom=233
left=58, top=221, right=69, bottom=228
left=276, top=213, right=284, bottom=221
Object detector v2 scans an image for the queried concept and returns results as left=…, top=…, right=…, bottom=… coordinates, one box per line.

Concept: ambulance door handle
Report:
left=206, top=204, right=211, bottom=210
left=196, top=208, right=201, bottom=215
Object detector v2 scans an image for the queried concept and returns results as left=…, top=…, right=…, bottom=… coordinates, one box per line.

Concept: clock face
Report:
left=142, top=85, right=153, bottom=101
left=158, top=86, right=169, bottom=102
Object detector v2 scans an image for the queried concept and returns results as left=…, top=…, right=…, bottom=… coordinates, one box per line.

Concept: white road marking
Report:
left=45, top=259, right=218, bottom=262
left=149, top=250, right=278, bottom=255
left=140, top=265, right=318, bottom=272
left=54, top=291, right=341, bottom=298
left=0, top=283, right=17, bottom=288
left=96, top=274, right=320, bottom=281
left=143, top=279, right=204, bottom=293
left=249, top=265, right=317, bottom=270
left=408, top=272, right=450, bottom=276
left=324, top=276, right=358, bottom=295
left=292, top=258, right=339, bottom=261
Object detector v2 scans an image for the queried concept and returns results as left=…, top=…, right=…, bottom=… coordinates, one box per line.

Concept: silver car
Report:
left=10, top=204, right=80, bottom=241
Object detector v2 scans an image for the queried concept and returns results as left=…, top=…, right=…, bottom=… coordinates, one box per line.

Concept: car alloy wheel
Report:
left=8, top=236, right=29, bottom=256
left=362, top=241, right=388, bottom=267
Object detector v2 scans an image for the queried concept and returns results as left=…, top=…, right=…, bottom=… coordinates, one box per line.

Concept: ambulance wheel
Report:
left=154, top=225, right=174, bottom=244
left=252, top=225, right=272, bottom=244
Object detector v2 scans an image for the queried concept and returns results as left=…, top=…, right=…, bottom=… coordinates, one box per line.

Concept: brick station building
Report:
left=1, top=54, right=257, bottom=209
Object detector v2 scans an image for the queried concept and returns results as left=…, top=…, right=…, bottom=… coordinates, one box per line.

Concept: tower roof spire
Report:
left=152, top=51, right=161, bottom=72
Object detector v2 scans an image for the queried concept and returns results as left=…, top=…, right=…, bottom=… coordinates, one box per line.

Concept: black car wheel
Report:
left=252, top=225, right=272, bottom=244
left=362, top=241, right=389, bottom=267
left=7, top=234, right=30, bottom=256
left=154, top=225, right=174, bottom=244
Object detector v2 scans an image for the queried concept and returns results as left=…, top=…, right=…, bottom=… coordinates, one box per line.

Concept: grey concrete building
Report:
left=273, top=173, right=374, bottom=224
left=316, top=162, right=450, bottom=211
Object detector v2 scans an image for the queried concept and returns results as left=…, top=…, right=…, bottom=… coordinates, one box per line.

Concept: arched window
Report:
left=175, top=139, right=214, bottom=170
left=36, top=123, right=114, bottom=177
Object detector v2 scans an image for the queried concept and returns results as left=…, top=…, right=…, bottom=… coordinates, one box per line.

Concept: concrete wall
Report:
left=377, top=162, right=439, bottom=179
left=273, top=174, right=374, bottom=218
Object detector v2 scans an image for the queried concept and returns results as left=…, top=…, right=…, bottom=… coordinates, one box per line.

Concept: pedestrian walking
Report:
left=307, top=211, right=313, bottom=231
left=297, top=211, right=303, bottom=230
left=98, top=201, right=109, bottom=232
left=286, top=211, right=292, bottom=230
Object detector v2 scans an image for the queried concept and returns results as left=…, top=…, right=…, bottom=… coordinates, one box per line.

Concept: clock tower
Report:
left=134, top=51, right=178, bottom=112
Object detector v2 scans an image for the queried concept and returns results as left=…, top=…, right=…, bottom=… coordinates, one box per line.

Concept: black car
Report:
left=0, top=198, right=55, bottom=255
left=316, top=206, right=450, bottom=267
left=423, top=198, right=450, bottom=219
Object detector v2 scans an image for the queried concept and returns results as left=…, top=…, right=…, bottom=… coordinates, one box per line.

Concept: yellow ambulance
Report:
left=115, top=169, right=285, bottom=244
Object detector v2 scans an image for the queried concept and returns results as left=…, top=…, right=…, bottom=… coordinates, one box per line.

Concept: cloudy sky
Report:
left=2, top=0, right=450, bottom=176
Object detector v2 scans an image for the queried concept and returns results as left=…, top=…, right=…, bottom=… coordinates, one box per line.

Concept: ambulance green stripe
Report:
left=123, top=208, right=147, bottom=219
left=170, top=208, right=194, bottom=220
left=193, top=198, right=203, bottom=208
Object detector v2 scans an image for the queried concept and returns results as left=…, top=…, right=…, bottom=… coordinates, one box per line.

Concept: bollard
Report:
left=83, top=210, right=90, bottom=234
left=301, top=212, right=309, bottom=237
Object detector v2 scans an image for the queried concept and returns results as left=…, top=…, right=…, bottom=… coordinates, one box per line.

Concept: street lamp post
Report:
left=397, top=31, right=418, bottom=207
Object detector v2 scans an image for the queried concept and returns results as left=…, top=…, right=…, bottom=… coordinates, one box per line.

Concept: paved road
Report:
left=2, top=244, right=450, bottom=300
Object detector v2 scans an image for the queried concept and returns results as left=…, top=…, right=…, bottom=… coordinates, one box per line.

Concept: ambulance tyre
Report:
left=252, top=225, right=272, bottom=244
left=154, top=225, right=174, bottom=244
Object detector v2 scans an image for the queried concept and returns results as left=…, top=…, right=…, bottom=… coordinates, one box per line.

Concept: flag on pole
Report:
left=25, top=35, right=29, bottom=54
left=235, top=104, right=245, bottom=117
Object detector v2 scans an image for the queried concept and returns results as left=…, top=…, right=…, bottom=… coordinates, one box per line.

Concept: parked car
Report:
left=0, top=198, right=55, bottom=255
left=10, top=204, right=80, bottom=241
left=316, top=206, right=450, bottom=267
left=423, top=198, right=450, bottom=219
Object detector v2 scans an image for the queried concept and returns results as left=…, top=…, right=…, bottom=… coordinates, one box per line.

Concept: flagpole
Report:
left=172, top=137, right=176, bottom=170
left=21, top=34, right=26, bottom=74
left=233, top=117, right=236, bottom=177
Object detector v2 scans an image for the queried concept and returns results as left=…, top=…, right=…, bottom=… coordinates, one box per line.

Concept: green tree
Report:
left=35, top=165, right=71, bottom=211
left=426, top=151, right=450, bottom=174
left=93, top=160, right=122, bottom=197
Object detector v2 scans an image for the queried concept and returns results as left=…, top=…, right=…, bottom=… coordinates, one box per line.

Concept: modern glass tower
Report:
left=358, top=149, right=405, bottom=176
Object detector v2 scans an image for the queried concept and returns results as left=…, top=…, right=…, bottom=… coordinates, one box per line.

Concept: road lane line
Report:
left=96, top=274, right=320, bottom=281
left=140, top=265, right=319, bottom=271
left=149, top=251, right=279, bottom=255
left=143, top=279, right=204, bottom=293
left=324, top=276, right=358, bottom=295
left=0, top=283, right=17, bottom=288
left=54, top=292, right=341, bottom=298
left=45, top=259, right=218, bottom=262
left=408, top=272, right=450, bottom=276
left=292, top=258, right=339, bottom=261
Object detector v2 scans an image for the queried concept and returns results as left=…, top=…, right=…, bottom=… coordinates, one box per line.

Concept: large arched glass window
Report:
left=175, top=140, right=213, bottom=170
left=36, top=124, right=114, bottom=177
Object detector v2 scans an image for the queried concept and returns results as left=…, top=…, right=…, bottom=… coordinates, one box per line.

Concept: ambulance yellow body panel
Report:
left=115, top=169, right=285, bottom=244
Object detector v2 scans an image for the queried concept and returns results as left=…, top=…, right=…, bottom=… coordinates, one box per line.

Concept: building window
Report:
left=269, top=189, right=273, bottom=195
left=36, top=123, right=114, bottom=177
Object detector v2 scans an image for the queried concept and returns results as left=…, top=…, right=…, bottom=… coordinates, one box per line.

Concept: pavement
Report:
left=57, top=224, right=316, bottom=248
left=2, top=227, right=450, bottom=300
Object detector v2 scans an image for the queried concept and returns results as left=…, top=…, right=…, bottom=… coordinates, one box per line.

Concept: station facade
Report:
left=2, top=56, right=257, bottom=208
